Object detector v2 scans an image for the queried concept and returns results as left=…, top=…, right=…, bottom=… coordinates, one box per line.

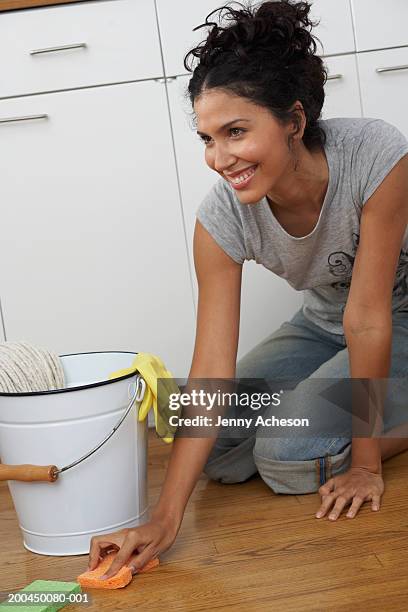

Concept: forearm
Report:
left=152, top=371, right=236, bottom=526
left=344, top=323, right=392, bottom=472
left=152, top=435, right=218, bottom=525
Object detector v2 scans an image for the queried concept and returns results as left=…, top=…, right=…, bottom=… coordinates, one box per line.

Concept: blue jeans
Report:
left=203, top=308, right=408, bottom=494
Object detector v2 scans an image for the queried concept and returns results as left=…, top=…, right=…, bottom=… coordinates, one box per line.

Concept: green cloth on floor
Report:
left=0, top=580, right=81, bottom=611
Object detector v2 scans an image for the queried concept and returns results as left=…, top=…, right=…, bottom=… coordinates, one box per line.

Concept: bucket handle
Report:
left=0, top=374, right=146, bottom=483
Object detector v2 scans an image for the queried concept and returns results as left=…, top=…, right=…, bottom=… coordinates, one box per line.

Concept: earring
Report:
left=288, top=135, right=299, bottom=172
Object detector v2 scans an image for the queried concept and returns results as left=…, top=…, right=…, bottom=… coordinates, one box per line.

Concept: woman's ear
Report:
left=290, top=101, right=306, bottom=141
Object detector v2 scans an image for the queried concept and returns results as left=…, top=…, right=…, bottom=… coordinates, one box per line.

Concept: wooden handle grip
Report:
left=0, top=464, right=59, bottom=482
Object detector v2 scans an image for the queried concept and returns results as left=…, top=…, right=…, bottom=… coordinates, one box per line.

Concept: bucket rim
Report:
left=0, top=350, right=139, bottom=397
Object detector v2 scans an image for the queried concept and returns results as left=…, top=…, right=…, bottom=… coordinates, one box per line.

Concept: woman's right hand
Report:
left=87, top=509, right=180, bottom=579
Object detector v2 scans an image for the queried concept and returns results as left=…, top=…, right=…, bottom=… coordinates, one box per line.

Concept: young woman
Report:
left=89, top=0, right=408, bottom=578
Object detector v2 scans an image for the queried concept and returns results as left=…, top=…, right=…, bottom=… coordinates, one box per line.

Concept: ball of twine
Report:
left=0, top=342, right=65, bottom=393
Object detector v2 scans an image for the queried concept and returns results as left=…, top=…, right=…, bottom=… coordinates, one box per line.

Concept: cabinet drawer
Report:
left=357, top=47, right=408, bottom=138
left=0, top=0, right=163, bottom=98
left=352, top=0, right=408, bottom=51
left=322, top=55, right=362, bottom=119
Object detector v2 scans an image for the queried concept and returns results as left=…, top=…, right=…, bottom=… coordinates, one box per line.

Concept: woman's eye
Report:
left=199, top=128, right=244, bottom=144
left=199, top=135, right=212, bottom=145
left=230, top=127, right=244, bottom=137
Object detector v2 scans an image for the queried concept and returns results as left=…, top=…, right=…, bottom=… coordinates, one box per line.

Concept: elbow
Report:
left=343, top=308, right=393, bottom=336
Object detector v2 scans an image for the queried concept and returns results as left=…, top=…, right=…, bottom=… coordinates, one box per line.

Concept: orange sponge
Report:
left=77, top=552, right=160, bottom=590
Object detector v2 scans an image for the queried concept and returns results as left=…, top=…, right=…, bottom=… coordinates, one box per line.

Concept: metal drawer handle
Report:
left=154, top=77, right=177, bottom=84
left=376, top=64, right=408, bottom=74
left=327, top=73, right=343, bottom=81
left=0, top=114, right=48, bottom=125
left=29, top=42, right=87, bottom=56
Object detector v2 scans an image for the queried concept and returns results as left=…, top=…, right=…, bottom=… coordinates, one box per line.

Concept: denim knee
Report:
left=203, top=462, right=237, bottom=484
left=203, top=437, right=259, bottom=484
left=203, top=461, right=248, bottom=484
left=253, top=435, right=351, bottom=494
left=253, top=435, right=349, bottom=462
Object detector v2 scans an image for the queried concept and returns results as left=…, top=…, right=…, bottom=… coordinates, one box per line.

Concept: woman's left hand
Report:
left=315, top=466, right=384, bottom=520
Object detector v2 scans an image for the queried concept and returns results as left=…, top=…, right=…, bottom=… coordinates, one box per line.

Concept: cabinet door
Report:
left=0, top=81, right=195, bottom=377
left=357, top=47, right=408, bottom=138
left=322, top=55, right=362, bottom=119
left=167, top=76, right=302, bottom=359
left=351, top=0, right=408, bottom=51
left=310, top=0, right=355, bottom=55
left=156, top=0, right=355, bottom=78
left=156, top=0, right=221, bottom=77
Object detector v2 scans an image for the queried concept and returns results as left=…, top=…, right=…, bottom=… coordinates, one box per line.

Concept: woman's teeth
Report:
left=229, top=166, right=257, bottom=184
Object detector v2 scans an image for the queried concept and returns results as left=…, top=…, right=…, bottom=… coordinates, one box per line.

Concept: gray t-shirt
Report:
left=196, top=117, right=408, bottom=335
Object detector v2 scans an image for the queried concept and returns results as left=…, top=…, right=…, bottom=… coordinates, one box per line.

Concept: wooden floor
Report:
left=1, top=430, right=408, bottom=611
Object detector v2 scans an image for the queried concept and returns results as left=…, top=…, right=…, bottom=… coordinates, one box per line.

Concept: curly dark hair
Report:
left=184, top=0, right=327, bottom=151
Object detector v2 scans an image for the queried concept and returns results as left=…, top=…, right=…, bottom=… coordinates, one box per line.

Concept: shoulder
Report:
left=319, top=117, right=408, bottom=150
left=321, top=117, right=408, bottom=205
left=203, top=176, right=240, bottom=203
left=197, top=177, right=248, bottom=223
left=195, top=178, right=248, bottom=264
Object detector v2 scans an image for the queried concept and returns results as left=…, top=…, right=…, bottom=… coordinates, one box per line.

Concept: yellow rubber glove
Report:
left=108, top=353, right=181, bottom=443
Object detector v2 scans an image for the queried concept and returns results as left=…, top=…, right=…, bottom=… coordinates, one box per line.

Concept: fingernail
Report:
left=346, top=512, right=353, bottom=518
left=329, top=514, right=336, bottom=520
left=373, top=505, right=379, bottom=511
left=316, top=512, right=322, bottom=518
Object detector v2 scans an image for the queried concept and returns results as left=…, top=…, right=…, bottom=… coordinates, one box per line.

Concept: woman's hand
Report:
left=88, top=510, right=180, bottom=579
left=315, top=466, right=384, bottom=521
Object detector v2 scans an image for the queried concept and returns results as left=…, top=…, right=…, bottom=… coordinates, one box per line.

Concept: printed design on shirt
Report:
left=328, top=233, right=359, bottom=293
left=327, top=234, right=408, bottom=313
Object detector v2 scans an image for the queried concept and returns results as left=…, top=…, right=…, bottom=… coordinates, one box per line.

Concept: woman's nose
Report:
left=213, top=146, right=236, bottom=173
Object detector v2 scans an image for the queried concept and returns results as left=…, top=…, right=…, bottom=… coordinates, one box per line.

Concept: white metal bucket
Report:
left=0, top=351, right=149, bottom=556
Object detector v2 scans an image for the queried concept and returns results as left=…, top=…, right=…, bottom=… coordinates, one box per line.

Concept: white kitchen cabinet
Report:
left=166, top=76, right=302, bottom=359
left=155, top=0, right=222, bottom=77
left=0, top=0, right=163, bottom=99
left=0, top=299, right=5, bottom=342
left=351, top=0, right=408, bottom=52
left=166, top=75, right=214, bottom=269
left=356, top=47, right=408, bottom=138
left=156, top=0, right=355, bottom=77
left=322, top=54, right=362, bottom=119
left=310, top=0, right=355, bottom=56
left=238, top=265, right=303, bottom=360
left=0, top=80, right=195, bottom=377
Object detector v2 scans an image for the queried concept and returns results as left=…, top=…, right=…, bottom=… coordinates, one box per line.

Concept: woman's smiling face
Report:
left=194, top=89, right=299, bottom=204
